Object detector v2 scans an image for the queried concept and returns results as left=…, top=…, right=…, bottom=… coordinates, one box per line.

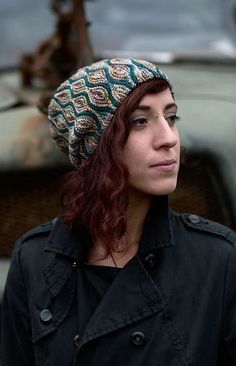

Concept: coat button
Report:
left=144, top=253, right=156, bottom=268
left=40, top=309, right=53, bottom=324
left=73, top=334, right=80, bottom=348
left=72, top=261, right=78, bottom=268
left=131, top=331, right=146, bottom=346
left=188, top=214, right=201, bottom=224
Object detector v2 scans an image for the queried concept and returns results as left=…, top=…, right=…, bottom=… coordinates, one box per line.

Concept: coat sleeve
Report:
left=1, top=241, right=35, bottom=366
left=219, top=244, right=236, bottom=365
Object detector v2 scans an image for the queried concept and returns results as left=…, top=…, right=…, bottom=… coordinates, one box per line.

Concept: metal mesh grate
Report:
left=0, top=169, right=66, bottom=257
left=170, top=154, right=234, bottom=229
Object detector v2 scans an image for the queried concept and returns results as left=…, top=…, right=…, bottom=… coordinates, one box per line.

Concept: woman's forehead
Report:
left=136, top=89, right=177, bottom=111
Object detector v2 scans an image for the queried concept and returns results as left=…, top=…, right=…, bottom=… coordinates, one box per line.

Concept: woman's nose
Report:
left=152, top=118, right=179, bottom=149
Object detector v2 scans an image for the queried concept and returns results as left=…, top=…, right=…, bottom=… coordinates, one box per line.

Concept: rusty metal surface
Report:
left=0, top=106, right=69, bottom=171
left=19, top=0, right=93, bottom=89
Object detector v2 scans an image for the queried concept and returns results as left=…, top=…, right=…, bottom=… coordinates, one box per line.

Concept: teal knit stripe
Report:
left=72, top=111, right=104, bottom=135
left=54, top=89, right=115, bottom=118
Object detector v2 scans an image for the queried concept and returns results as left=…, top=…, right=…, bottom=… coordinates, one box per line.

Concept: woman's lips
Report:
left=149, top=159, right=177, bottom=172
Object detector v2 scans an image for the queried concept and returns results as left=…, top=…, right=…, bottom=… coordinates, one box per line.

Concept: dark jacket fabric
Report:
left=2, top=196, right=236, bottom=366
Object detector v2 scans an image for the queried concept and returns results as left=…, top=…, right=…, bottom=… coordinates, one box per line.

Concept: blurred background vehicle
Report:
left=1, top=2, right=236, bottom=350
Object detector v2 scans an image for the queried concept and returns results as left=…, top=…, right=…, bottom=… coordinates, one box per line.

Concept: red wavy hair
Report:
left=60, top=78, right=170, bottom=254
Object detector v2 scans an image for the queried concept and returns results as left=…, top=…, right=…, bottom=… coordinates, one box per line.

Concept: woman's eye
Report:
left=131, top=117, right=148, bottom=126
left=165, top=114, right=180, bottom=126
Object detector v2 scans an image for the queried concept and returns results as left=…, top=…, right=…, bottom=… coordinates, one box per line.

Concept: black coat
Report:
left=2, top=197, right=236, bottom=366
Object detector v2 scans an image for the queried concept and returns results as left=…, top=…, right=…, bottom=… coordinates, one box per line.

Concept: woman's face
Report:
left=123, top=88, right=180, bottom=197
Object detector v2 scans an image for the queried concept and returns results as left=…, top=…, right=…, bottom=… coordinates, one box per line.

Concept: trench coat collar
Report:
left=139, top=195, right=175, bottom=253
left=45, top=195, right=175, bottom=260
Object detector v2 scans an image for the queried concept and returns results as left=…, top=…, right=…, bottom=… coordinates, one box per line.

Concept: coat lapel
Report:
left=79, top=254, right=164, bottom=348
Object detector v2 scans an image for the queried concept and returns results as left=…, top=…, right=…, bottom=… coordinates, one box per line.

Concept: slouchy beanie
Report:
left=48, top=58, right=173, bottom=167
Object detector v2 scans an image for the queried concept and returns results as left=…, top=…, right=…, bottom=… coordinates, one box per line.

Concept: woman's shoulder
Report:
left=12, top=218, right=57, bottom=266
left=22, top=218, right=56, bottom=239
left=6, top=219, right=60, bottom=294
left=172, top=211, right=236, bottom=249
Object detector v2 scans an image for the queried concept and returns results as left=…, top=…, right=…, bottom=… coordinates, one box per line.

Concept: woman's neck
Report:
left=88, top=192, right=151, bottom=268
left=125, top=190, right=151, bottom=247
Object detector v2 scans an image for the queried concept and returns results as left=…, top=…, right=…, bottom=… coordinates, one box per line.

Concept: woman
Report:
left=2, top=58, right=236, bottom=365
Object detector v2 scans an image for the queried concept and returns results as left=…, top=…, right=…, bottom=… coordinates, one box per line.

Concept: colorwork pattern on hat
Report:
left=48, top=58, right=173, bottom=167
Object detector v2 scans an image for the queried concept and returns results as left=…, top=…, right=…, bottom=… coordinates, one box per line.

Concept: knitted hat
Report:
left=48, top=58, right=173, bottom=167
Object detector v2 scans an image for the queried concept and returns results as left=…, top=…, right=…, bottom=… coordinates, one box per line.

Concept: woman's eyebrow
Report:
left=164, top=102, right=178, bottom=111
left=135, top=102, right=178, bottom=112
left=135, top=105, right=150, bottom=112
